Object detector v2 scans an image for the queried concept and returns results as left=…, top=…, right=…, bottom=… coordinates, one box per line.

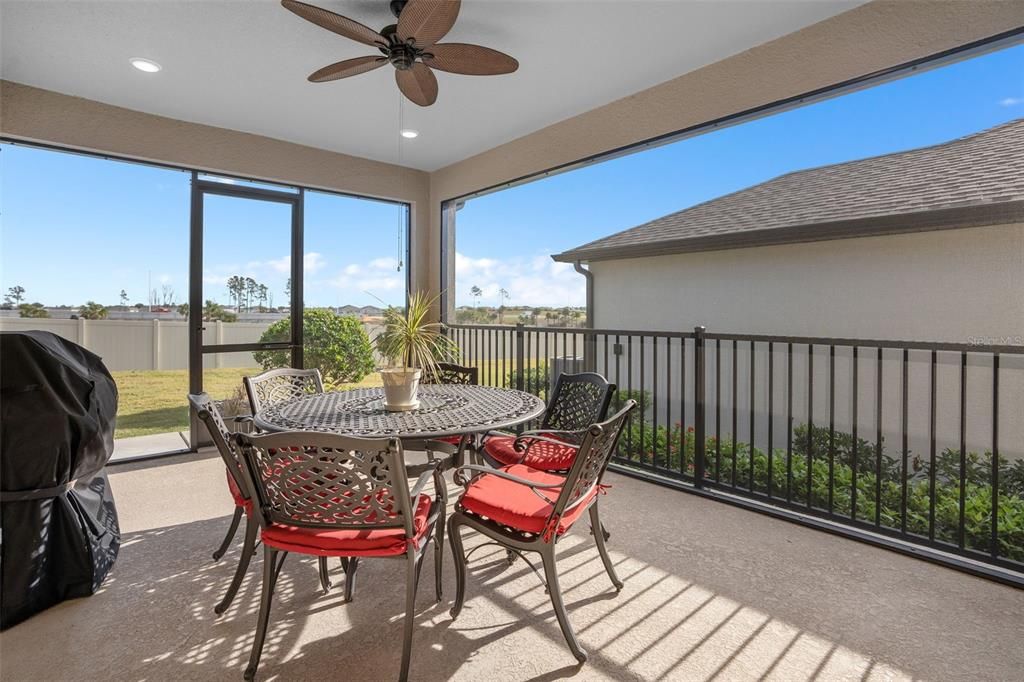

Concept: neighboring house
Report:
left=554, top=119, right=1024, bottom=344
left=553, top=120, right=1024, bottom=460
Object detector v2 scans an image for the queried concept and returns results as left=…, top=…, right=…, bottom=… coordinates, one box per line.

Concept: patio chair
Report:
left=448, top=400, right=637, bottom=664
left=420, top=362, right=479, bottom=446
left=187, top=393, right=259, bottom=615
left=243, top=367, right=325, bottom=415
left=234, top=431, right=444, bottom=682
left=243, top=367, right=335, bottom=592
left=481, top=372, right=615, bottom=473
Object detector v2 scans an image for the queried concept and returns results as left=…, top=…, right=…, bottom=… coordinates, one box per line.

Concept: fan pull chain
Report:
left=397, top=91, right=405, bottom=273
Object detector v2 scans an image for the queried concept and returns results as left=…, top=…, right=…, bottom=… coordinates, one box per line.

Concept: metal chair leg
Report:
left=318, top=556, right=331, bottom=594
left=215, top=514, right=257, bottom=615
left=434, top=507, right=446, bottom=602
left=343, top=557, right=359, bottom=602
left=244, top=546, right=286, bottom=681
left=589, top=503, right=623, bottom=592
left=448, top=515, right=468, bottom=620
left=399, top=550, right=424, bottom=682
left=540, top=545, right=588, bottom=664
left=212, top=506, right=243, bottom=561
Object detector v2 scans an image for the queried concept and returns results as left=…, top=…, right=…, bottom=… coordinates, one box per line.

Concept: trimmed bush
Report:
left=616, top=414, right=1024, bottom=562
left=253, top=308, right=375, bottom=388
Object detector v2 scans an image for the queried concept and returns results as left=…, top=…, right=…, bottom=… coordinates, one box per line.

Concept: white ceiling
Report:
left=1, top=0, right=861, bottom=170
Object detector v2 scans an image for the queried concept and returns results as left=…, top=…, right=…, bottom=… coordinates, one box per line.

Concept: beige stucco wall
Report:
left=587, top=224, right=1024, bottom=460
left=428, top=1, right=1024, bottom=300
left=590, top=224, right=1024, bottom=342
left=0, top=80, right=433, bottom=294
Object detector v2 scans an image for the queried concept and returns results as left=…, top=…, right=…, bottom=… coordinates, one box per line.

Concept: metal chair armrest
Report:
left=453, top=464, right=564, bottom=490
left=513, top=430, right=586, bottom=452
left=409, top=464, right=440, bottom=501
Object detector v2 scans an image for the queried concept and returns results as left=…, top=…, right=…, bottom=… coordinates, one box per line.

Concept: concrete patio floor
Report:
left=2, top=449, right=1022, bottom=681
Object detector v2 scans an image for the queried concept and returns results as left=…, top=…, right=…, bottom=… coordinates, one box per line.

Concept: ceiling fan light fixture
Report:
left=400, top=129, right=419, bottom=139
left=129, top=58, right=162, bottom=73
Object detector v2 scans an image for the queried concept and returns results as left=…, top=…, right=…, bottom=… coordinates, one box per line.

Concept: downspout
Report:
left=573, top=260, right=593, bottom=328
left=574, top=260, right=595, bottom=372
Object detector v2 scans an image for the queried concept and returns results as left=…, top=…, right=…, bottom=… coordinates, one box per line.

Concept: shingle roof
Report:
left=553, top=118, right=1024, bottom=262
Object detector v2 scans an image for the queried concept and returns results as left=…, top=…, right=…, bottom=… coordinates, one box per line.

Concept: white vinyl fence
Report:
left=0, top=318, right=383, bottom=371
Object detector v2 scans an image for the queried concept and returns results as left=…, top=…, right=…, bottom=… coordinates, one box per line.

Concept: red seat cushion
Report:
left=260, top=494, right=433, bottom=557
left=459, top=464, right=596, bottom=538
left=225, top=468, right=252, bottom=515
left=483, top=435, right=579, bottom=471
left=435, top=435, right=465, bottom=445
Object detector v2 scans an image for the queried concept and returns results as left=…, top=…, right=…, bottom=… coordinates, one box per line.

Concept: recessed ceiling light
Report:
left=400, top=129, right=419, bottom=139
left=130, top=58, right=162, bottom=73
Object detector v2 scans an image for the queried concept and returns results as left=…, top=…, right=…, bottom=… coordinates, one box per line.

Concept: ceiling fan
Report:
left=281, top=0, right=519, bottom=107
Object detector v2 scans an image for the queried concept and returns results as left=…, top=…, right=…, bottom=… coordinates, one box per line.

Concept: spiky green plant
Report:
left=375, top=291, right=457, bottom=379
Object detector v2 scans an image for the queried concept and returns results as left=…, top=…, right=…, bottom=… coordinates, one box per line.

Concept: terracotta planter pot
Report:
left=379, top=368, right=422, bottom=411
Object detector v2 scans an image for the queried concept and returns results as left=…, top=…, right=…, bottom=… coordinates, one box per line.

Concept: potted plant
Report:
left=375, top=291, right=456, bottom=411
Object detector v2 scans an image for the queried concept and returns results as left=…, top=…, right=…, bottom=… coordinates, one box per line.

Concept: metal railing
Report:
left=446, top=322, right=1024, bottom=586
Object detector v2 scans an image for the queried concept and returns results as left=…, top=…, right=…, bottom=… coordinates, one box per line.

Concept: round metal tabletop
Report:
left=253, top=384, right=545, bottom=440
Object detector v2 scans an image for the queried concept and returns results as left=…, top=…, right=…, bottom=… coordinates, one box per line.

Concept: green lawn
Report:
left=111, top=367, right=383, bottom=439
left=111, top=359, right=537, bottom=440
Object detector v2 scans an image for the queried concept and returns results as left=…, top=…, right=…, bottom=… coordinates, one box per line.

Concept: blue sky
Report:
left=0, top=152, right=407, bottom=307
left=454, top=41, right=1024, bottom=308
left=2, top=42, right=1022, bottom=310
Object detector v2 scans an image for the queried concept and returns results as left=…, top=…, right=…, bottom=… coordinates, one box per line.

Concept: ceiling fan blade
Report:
left=395, top=63, right=438, bottom=106
left=308, top=56, right=388, bottom=82
left=423, top=43, right=518, bottom=75
left=281, top=0, right=385, bottom=48
left=397, top=0, right=461, bottom=48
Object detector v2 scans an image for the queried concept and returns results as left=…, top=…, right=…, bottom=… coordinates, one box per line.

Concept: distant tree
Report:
left=79, top=301, right=109, bottom=320
left=226, top=276, right=243, bottom=311
left=6, top=285, right=26, bottom=306
left=245, top=277, right=258, bottom=312
left=284, top=277, right=291, bottom=302
left=257, top=284, right=269, bottom=312
left=470, top=285, right=482, bottom=307
left=177, top=303, right=189, bottom=318
left=134, top=302, right=146, bottom=310
left=203, top=300, right=237, bottom=322
left=160, top=284, right=175, bottom=306
left=18, top=302, right=49, bottom=318
left=119, top=289, right=129, bottom=307
left=498, top=288, right=510, bottom=323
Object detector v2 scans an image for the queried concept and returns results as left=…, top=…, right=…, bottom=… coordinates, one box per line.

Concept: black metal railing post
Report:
left=693, top=325, right=707, bottom=489
left=514, top=323, right=525, bottom=391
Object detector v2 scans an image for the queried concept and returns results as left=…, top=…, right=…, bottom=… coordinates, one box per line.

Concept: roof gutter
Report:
left=553, top=200, right=1024, bottom=263
left=573, top=260, right=594, bottom=329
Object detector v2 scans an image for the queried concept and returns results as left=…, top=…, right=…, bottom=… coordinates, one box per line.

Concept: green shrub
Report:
left=253, top=308, right=375, bottom=388
left=506, top=362, right=550, bottom=399
left=18, top=302, right=49, bottom=318
left=615, top=415, right=1024, bottom=562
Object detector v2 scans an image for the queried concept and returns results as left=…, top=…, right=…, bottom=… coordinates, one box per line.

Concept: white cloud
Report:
left=454, top=251, right=585, bottom=307
left=1000, top=97, right=1023, bottom=107
left=326, top=257, right=403, bottom=297
left=256, top=252, right=326, bottom=275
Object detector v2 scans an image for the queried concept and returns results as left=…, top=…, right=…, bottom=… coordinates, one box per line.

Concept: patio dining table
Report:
left=252, top=384, right=546, bottom=476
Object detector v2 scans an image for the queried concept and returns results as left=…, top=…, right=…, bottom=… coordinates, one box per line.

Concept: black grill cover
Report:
left=1, top=330, right=120, bottom=629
